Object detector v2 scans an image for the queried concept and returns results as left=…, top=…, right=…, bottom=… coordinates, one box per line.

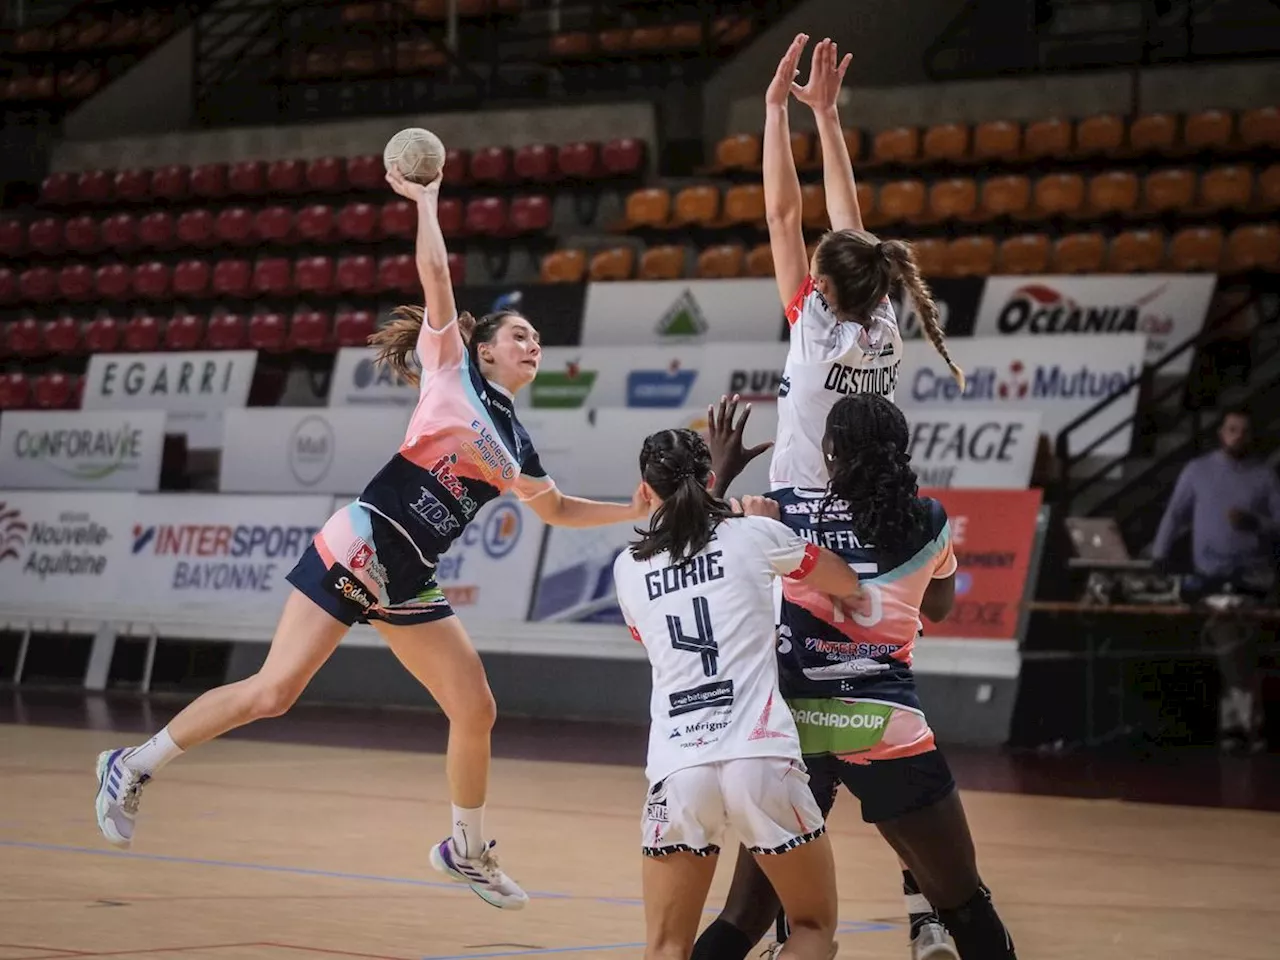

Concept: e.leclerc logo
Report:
left=911, top=358, right=1138, bottom=404
left=131, top=521, right=320, bottom=592
left=626, top=360, right=697, bottom=407
left=478, top=501, right=522, bottom=559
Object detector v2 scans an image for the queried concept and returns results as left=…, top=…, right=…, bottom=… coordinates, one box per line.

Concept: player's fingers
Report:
left=746, top=440, right=774, bottom=459
left=837, top=52, right=853, bottom=80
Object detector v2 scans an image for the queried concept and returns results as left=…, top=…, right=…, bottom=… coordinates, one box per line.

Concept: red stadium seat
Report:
left=19, top=266, right=57, bottom=302
left=76, top=170, right=113, bottom=204
left=289, top=309, right=331, bottom=350
left=306, top=156, right=345, bottom=192
left=205, top=312, right=247, bottom=350
left=514, top=144, right=558, bottom=182
left=43, top=315, right=81, bottom=354
left=189, top=163, right=228, bottom=199
left=442, top=147, right=470, bottom=186
left=7, top=317, right=44, bottom=356
left=28, top=217, right=64, bottom=255
left=254, top=205, right=294, bottom=244
left=212, top=259, right=252, bottom=298
left=0, top=373, right=31, bottom=411
left=83, top=316, right=121, bottom=353
left=266, top=159, right=306, bottom=194
left=335, top=309, right=376, bottom=347
left=165, top=313, right=204, bottom=351
left=602, top=138, right=645, bottom=176
left=434, top=198, right=463, bottom=237
left=252, top=257, right=293, bottom=296
left=64, top=215, right=101, bottom=253
left=346, top=155, right=384, bottom=191
left=470, top=146, right=512, bottom=184
left=33, top=372, right=74, bottom=409
left=173, top=258, right=211, bottom=297
left=214, top=207, right=255, bottom=246
left=40, top=172, right=75, bottom=205
left=380, top=200, right=416, bottom=238
left=377, top=254, right=418, bottom=293
left=294, top=256, right=334, bottom=295
left=336, top=254, right=377, bottom=294
left=337, top=202, right=379, bottom=241
left=58, top=264, right=94, bottom=301
left=296, top=204, right=335, bottom=242
left=248, top=312, right=288, bottom=352
left=448, top=252, right=466, bottom=286
left=558, top=141, right=601, bottom=179
left=94, top=263, right=133, bottom=301
left=465, top=197, right=508, bottom=236
left=122, top=314, right=162, bottom=352
left=101, top=213, right=138, bottom=251
left=228, top=160, right=266, bottom=196
left=113, top=169, right=151, bottom=203
left=138, top=211, right=175, bottom=249
left=150, top=165, right=189, bottom=201
left=0, top=268, right=15, bottom=305
left=133, top=261, right=171, bottom=300
left=0, top=219, right=25, bottom=257
left=176, top=209, right=215, bottom=247
left=509, top=195, right=552, bottom=233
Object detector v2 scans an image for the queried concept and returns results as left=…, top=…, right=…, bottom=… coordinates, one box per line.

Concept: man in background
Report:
left=1152, top=406, right=1280, bottom=752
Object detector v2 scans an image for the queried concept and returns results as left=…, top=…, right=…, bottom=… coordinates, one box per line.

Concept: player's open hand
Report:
left=765, top=33, right=809, bottom=107
left=792, top=37, right=852, bottom=113
left=707, top=394, right=773, bottom=497
left=385, top=163, right=442, bottom=204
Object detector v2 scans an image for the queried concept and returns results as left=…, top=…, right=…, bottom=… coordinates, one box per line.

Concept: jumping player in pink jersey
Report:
left=694, top=395, right=1017, bottom=960
left=94, top=162, right=649, bottom=910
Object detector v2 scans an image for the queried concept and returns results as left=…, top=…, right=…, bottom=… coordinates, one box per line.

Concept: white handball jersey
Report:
left=613, top=515, right=821, bottom=785
left=770, top=276, right=904, bottom=490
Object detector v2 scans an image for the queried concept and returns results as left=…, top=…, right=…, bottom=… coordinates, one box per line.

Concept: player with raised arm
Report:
left=613, top=427, right=863, bottom=960
left=94, top=162, right=649, bottom=911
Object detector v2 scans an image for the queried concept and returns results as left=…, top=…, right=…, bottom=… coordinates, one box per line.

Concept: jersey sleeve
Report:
left=611, top=553, right=644, bottom=644
left=415, top=313, right=466, bottom=373
left=511, top=446, right=556, bottom=501
left=925, top=500, right=958, bottom=579
left=740, top=516, right=820, bottom=580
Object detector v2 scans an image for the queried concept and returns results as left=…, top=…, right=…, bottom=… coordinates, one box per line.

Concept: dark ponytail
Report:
left=630, top=428, right=736, bottom=563
left=822, top=394, right=928, bottom=551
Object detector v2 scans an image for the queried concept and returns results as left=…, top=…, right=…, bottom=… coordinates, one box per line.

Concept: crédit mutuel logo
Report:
left=12, top=423, right=146, bottom=479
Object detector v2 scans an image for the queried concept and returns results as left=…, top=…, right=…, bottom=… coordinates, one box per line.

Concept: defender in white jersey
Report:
left=614, top=427, right=862, bottom=960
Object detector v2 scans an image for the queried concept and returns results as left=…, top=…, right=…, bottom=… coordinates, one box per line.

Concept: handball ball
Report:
left=383, top=128, right=446, bottom=183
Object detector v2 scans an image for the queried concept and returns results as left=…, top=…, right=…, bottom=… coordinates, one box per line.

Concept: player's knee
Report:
left=245, top=677, right=301, bottom=719
left=445, top=681, right=496, bottom=733
left=783, top=899, right=837, bottom=940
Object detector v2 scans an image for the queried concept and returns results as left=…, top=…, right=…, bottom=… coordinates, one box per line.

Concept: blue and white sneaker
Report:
left=429, top=837, right=529, bottom=910
left=95, top=748, right=149, bottom=848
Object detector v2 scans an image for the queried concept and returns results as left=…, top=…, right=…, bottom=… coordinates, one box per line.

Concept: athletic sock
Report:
left=903, top=868, right=941, bottom=939
left=122, top=727, right=182, bottom=776
left=451, top=804, right=486, bottom=859
left=937, top=885, right=1017, bottom=959
left=690, top=918, right=754, bottom=960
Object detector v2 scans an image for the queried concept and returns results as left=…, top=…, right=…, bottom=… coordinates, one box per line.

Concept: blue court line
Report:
left=422, top=945, right=645, bottom=959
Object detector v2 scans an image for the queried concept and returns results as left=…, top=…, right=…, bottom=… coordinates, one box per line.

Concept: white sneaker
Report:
left=94, top=748, right=149, bottom=848
left=912, top=922, right=958, bottom=960
left=429, top=837, right=529, bottom=910
left=760, top=941, right=838, bottom=959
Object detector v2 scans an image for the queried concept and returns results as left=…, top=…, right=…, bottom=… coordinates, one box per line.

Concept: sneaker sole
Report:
left=429, top=843, right=528, bottom=911
left=94, top=750, right=130, bottom=849
left=913, top=942, right=958, bottom=960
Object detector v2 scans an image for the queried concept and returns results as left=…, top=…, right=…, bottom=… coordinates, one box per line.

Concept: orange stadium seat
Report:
left=1240, top=107, right=1280, bottom=150
left=122, top=314, right=161, bottom=352
left=164, top=313, right=204, bottom=351
left=800, top=184, right=827, bottom=229
left=640, top=246, right=686, bottom=280
left=624, top=188, right=671, bottom=228
left=877, top=180, right=926, bottom=223
left=629, top=27, right=672, bottom=52
left=1259, top=165, right=1280, bottom=210
left=714, top=134, right=761, bottom=171
left=721, top=185, right=766, bottom=225
left=910, top=238, right=949, bottom=277
left=855, top=182, right=877, bottom=223
left=841, top=128, right=862, bottom=163
left=540, top=248, right=587, bottom=283
left=1128, top=113, right=1178, bottom=156
left=1087, top=171, right=1140, bottom=216
left=672, top=186, right=720, bottom=227
left=290, top=309, right=331, bottom=351
left=696, top=244, right=745, bottom=279
left=1033, top=173, right=1086, bottom=217
left=928, top=178, right=978, bottom=221
left=1223, top=223, right=1279, bottom=272
left=998, top=234, right=1052, bottom=275
left=132, top=261, right=170, bottom=300
left=1107, top=230, right=1166, bottom=272
left=1142, top=168, right=1196, bottom=214
left=922, top=123, right=970, bottom=163
left=1198, top=166, right=1254, bottom=212
left=1052, top=233, right=1107, bottom=273
left=871, top=127, right=919, bottom=165
left=176, top=209, right=214, bottom=246
left=1183, top=109, right=1234, bottom=153
left=972, top=121, right=1021, bottom=163
left=746, top=243, right=773, bottom=278
left=790, top=131, right=815, bottom=168
left=1074, top=114, right=1125, bottom=157
left=669, top=22, right=705, bottom=49
left=981, top=175, right=1032, bottom=219
left=1168, top=226, right=1224, bottom=271
left=589, top=247, right=636, bottom=281
left=1023, top=118, right=1072, bottom=160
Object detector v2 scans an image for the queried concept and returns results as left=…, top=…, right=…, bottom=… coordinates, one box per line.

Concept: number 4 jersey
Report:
left=612, top=515, right=821, bottom=785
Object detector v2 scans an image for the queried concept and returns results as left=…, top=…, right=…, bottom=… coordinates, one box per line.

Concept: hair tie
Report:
left=875, top=241, right=889, bottom=261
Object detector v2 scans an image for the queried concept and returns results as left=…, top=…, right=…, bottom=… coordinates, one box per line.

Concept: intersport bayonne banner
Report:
left=0, top=410, right=165, bottom=491
left=972, top=274, right=1215, bottom=372
left=82, top=351, right=257, bottom=449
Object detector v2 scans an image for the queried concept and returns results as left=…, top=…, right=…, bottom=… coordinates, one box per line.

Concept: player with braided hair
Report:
left=695, top=395, right=1017, bottom=960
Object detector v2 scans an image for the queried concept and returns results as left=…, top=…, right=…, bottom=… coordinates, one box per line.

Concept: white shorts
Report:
left=641, top=756, right=826, bottom=858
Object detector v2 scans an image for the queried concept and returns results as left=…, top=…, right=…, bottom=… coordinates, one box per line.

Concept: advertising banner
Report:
left=581, top=278, right=786, bottom=346
left=902, top=408, right=1041, bottom=490
left=972, top=274, right=1216, bottom=372
left=893, top=277, right=983, bottom=340
left=82, top=351, right=257, bottom=449
left=0, top=491, right=134, bottom=609
left=924, top=487, right=1043, bottom=640
left=456, top=283, right=587, bottom=346
left=0, top=410, right=165, bottom=491
left=128, top=494, right=330, bottom=622
left=220, top=408, right=411, bottom=495
left=329, top=347, right=418, bottom=407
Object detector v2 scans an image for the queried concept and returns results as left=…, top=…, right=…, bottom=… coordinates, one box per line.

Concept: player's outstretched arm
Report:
left=525, top=483, right=651, bottom=529
left=793, top=38, right=860, bottom=232
left=764, top=33, right=810, bottom=309
left=386, top=164, right=456, bottom=331
left=706, top=394, right=772, bottom=499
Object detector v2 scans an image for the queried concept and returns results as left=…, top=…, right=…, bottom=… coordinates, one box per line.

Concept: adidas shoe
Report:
left=94, top=748, right=149, bottom=849
left=430, top=837, right=529, bottom=910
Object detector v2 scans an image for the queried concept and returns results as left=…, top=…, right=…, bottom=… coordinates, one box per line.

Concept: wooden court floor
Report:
left=1, top=724, right=1277, bottom=960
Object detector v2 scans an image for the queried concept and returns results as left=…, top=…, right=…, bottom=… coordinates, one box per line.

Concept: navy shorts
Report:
left=285, top=500, right=455, bottom=627
left=806, top=748, right=956, bottom=824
